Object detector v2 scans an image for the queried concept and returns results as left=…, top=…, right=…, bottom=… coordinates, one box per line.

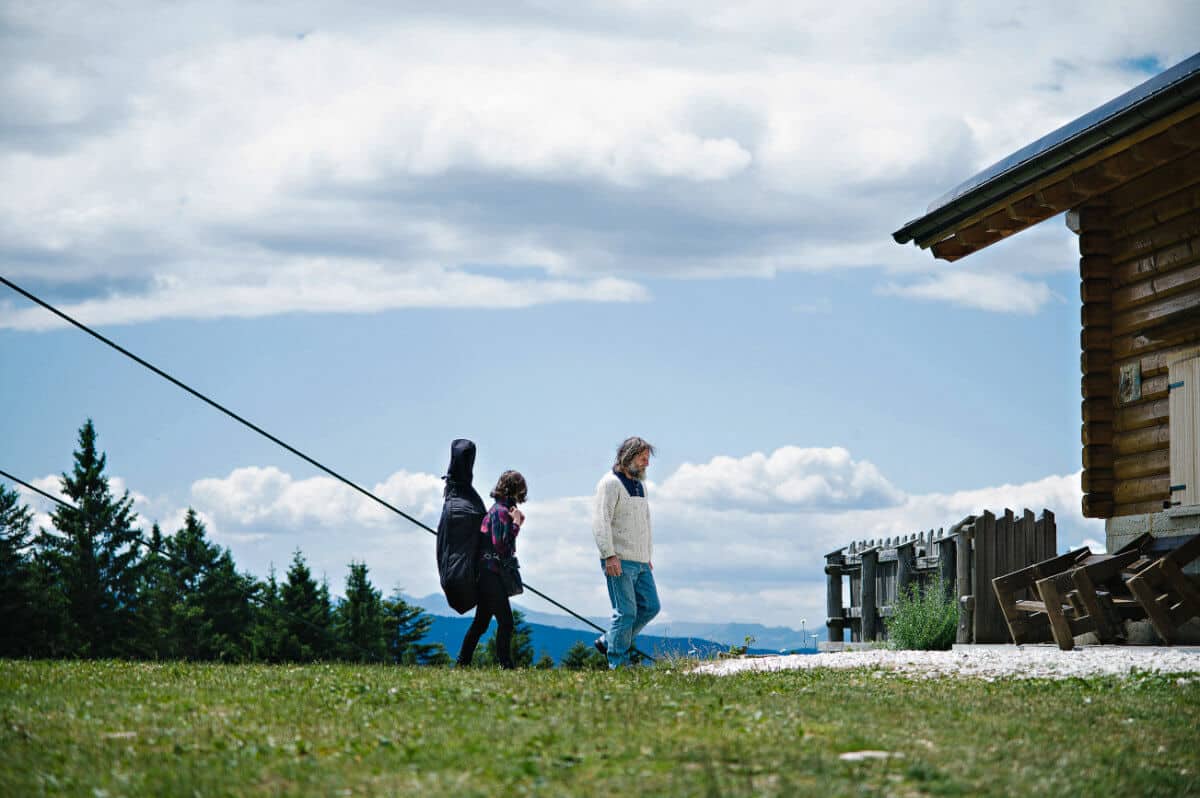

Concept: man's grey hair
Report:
left=614, top=436, right=656, bottom=471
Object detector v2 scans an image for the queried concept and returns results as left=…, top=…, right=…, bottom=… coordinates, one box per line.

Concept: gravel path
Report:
left=693, top=646, right=1200, bottom=680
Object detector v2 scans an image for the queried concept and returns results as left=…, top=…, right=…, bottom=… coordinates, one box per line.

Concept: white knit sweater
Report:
left=592, top=471, right=653, bottom=563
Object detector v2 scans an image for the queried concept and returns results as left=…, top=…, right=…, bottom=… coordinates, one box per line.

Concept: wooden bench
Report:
left=991, top=547, right=1091, bottom=645
left=1125, top=533, right=1200, bottom=644
left=994, top=533, right=1200, bottom=649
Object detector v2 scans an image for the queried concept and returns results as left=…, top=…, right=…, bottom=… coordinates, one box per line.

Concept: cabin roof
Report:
left=892, top=53, right=1200, bottom=260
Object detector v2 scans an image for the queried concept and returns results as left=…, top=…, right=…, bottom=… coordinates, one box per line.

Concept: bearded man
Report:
left=591, top=436, right=660, bottom=668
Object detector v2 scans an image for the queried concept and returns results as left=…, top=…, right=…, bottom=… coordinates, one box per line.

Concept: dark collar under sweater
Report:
left=612, top=468, right=645, bottom=498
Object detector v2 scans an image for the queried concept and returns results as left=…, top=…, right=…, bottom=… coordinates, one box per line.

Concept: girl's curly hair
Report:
left=490, top=470, right=528, bottom=504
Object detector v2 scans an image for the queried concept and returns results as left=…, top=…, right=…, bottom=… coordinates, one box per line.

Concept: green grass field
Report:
left=2, top=660, right=1198, bottom=796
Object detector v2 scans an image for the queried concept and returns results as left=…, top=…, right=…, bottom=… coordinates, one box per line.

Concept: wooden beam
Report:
left=1113, top=474, right=1170, bottom=505
left=1080, top=255, right=1113, bottom=280
left=1082, top=422, right=1113, bottom=446
left=1081, top=468, right=1115, bottom=493
left=1112, top=284, right=1200, bottom=336
left=953, top=222, right=1006, bottom=249
left=1115, top=398, right=1170, bottom=431
left=1082, top=279, right=1114, bottom=304
left=1081, top=327, right=1113, bottom=350
left=1083, top=494, right=1115, bottom=519
left=1082, top=445, right=1114, bottom=469
left=1114, top=499, right=1171, bottom=517
left=1113, top=261, right=1200, bottom=310
left=1110, top=185, right=1200, bottom=241
left=1071, top=165, right=1121, bottom=195
left=1112, top=211, right=1200, bottom=264
left=1112, top=317, right=1200, bottom=360
left=930, top=237, right=973, bottom=261
left=1112, top=423, right=1170, bottom=456
left=1082, top=349, right=1113, bottom=373
left=1082, top=373, right=1112, bottom=398
left=1114, top=236, right=1199, bottom=289
left=1107, top=149, right=1200, bottom=211
left=1082, top=304, right=1113, bottom=327
left=1083, top=397, right=1115, bottom=423
left=1113, top=448, right=1170, bottom=480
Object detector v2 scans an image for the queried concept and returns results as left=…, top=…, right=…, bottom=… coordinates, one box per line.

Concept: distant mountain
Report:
left=405, top=593, right=822, bottom=658
left=422, top=614, right=782, bottom=665
left=642, top=621, right=825, bottom=652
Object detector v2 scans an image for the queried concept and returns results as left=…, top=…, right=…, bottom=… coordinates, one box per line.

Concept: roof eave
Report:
left=893, top=55, right=1200, bottom=251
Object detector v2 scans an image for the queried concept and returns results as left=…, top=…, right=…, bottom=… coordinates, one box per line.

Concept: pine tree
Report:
left=38, top=419, right=143, bottom=657
left=382, top=591, right=447, bottom=665
left=534, top=651, right=555, bottom=669
left=251, top=566, right=288, bottom=663
left=334, top=562, right=388, bottom=662
left=0, top=484, right=37, bottom=656
left=164, top=509, right=215, bottom=659
left=279, top=550, right=334, bottom=662
left=194, top=546, right=256, bottom=662
left=561, top=640, right=609, bottom=670
left=135, top=523, right=174, bottom=658
left=482, top=609, right=535, bottom=668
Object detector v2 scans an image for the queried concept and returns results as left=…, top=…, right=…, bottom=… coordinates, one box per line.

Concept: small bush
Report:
left=886, top=579, right=958, bottom=650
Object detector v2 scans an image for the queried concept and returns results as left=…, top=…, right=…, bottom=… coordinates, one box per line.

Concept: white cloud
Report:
left=3, top=3, right=1195, bottom=323
left=190, top=465, right=444, bottom=530
left=658, top=446, right=904, bottom=511
left=879, top=270, right=1056, bottom=314
left=0, top=261, right=649, bottom=331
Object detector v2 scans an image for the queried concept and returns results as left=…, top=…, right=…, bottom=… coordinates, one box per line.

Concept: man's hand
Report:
left=510, top=507, right=525, bottom=526
left=604, top=556, right=622, bottom=577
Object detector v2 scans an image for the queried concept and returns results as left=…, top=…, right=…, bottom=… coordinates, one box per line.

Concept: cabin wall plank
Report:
left=1093, top=150, right=1200, bottom=517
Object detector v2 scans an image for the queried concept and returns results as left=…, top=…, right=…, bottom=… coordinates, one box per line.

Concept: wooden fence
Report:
left=824, top=508, right=1057, bottom=644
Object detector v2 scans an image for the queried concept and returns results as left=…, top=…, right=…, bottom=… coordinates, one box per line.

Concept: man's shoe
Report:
left=594, top=637, right=607, bottom=655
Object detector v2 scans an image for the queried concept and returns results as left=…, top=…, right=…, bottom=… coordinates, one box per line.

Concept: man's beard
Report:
left=626, top=464, right=645, bottom=480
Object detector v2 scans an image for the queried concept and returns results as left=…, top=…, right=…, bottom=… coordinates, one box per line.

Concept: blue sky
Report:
left=2, top=2, right=1197, bottom=633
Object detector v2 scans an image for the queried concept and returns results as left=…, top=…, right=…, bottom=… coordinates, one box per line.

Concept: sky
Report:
left=3, top=2, right=1198, bottom=635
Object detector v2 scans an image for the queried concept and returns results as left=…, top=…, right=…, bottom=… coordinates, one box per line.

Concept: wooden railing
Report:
left=824, top=509, right=1057, bottom=644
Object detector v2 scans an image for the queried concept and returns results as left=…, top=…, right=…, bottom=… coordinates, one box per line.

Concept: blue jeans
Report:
left=600, top=559, right=660, bottom=668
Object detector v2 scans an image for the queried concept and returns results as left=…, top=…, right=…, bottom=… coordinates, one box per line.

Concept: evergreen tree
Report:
left=482, top=609, right=535, bottom=668
left=251, top=566, right=288, bottom=663
left=560, top=640, right=608, bottom=670
left=162, top=509, right=223, bottom=659
left=38, top=419, right=143, bottom=657
left=534, top=651, right=555, bottom=669
left=334, top=562, right=388, bottom=662
left=382, top=591, right=447, bottom=665
left=0, top=484, right=37, bottom=656
left=135, top=523, right=174, bottom=658
left=279, top=550, right=334, bottom=661
left=195, top=546, right=256, bottom=662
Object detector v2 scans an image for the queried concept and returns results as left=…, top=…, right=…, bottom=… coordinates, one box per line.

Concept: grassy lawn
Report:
left=1, top=660, right=1198, bottom=796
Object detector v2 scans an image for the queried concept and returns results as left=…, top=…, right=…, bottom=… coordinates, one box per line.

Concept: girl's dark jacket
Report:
left=436, top=439, right=486, bottom=614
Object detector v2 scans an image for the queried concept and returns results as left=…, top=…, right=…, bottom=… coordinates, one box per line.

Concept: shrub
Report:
left=886, top=579, right=958, bottom=650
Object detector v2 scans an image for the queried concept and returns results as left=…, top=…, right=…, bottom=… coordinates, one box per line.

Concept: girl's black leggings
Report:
left=457, top=568, right=514, bottom=668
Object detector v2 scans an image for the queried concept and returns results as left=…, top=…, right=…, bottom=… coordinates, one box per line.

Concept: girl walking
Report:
left=456, top=470, right=527, bottom=668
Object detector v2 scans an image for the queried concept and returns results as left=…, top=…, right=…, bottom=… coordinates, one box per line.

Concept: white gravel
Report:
left=693, top=646, right=1200, bottom=680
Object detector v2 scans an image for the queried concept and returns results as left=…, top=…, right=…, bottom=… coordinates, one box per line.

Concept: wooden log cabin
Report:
left=893, top=53, right=1200, bottom=619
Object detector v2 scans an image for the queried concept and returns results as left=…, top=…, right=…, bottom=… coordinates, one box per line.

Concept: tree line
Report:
left=1, top=420, right=454, bottom=664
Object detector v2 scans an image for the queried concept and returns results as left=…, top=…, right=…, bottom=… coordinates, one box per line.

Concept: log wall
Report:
left=1080, top=147, right=1200, bottom=518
